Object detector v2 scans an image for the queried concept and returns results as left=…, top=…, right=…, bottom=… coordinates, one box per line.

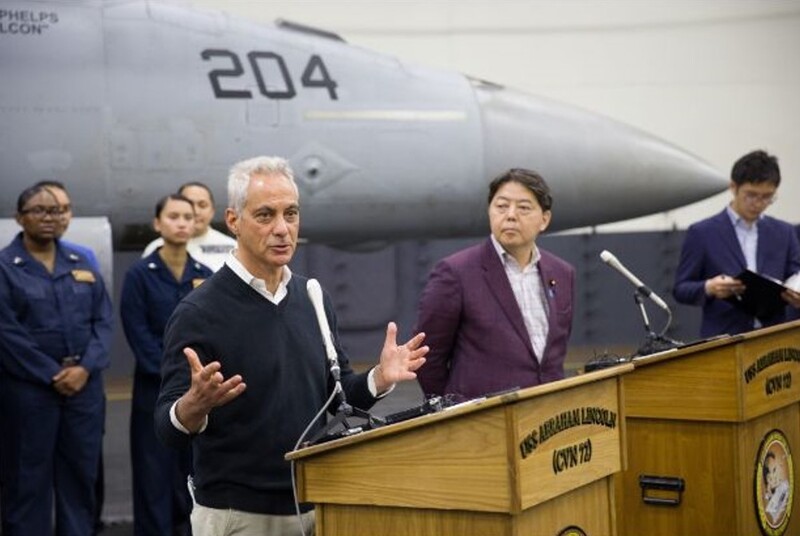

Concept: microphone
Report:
left=599, top=250, right=669, bottom=311
left=304, top=279, right=387, bottom=446
left=307, top=279, right=340, bottom=381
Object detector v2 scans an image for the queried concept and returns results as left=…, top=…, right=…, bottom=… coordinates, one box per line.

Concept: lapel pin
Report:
left=548, top=279, right=557, bottom=298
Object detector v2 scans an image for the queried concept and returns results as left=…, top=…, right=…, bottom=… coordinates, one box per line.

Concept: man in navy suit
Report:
left=673, top=150, right=800, bottom=338
left=415, top=168, right=575, bottom=401
left=787, top=225, right=800, bottom=322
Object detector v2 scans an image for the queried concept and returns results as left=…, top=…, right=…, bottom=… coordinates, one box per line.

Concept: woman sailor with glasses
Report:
left=0, top=184, right=113, bottom=536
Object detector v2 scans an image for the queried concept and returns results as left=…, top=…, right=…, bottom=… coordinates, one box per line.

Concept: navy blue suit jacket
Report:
left=673, top=210, right=800, bottom=337
left=791, top=225, right=800, bottom=322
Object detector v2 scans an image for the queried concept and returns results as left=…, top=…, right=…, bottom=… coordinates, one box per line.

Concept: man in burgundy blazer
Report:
left=415, top=169, right=575, bottom=401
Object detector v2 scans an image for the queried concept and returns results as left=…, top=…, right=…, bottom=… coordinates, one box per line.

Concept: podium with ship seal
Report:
left=287, top=364, right=632, bottom=536
left=615, top=320, right=800, bottom=536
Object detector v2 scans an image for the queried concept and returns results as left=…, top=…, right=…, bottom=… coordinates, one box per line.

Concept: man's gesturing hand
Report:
left=373, top=322, right=428, bottom=394
left=175, top=347, right=247, bottom=433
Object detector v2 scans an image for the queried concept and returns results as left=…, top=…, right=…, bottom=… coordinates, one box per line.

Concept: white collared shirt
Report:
left=225, top=249, right=291, bottom=303
left=490, top=235, right=549, bottom=362
left=726, top=206, right=762, bottom=328
left=726, top=205, right=760, bottom=272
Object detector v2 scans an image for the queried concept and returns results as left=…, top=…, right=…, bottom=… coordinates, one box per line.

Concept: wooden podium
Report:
left=616, top=320, right=800, bottom=536
left=287, top=365, right=631, bottom=536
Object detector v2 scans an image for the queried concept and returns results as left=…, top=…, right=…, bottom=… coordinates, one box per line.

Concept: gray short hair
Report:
left=227, top=156, right=297, bottom=215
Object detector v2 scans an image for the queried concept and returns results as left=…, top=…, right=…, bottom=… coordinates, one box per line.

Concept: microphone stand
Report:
left=304, top=278, right=385, bottom=446
left=632, top=290, right=683, bottom=357
left=307, top=362, right=385, bottom=446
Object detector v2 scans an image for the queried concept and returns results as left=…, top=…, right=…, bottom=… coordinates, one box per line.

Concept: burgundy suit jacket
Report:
left=415, top=238, right=575, bottom=400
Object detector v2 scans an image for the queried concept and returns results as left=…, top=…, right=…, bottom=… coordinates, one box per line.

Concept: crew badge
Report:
left=755, top=429, right=794, bottom=536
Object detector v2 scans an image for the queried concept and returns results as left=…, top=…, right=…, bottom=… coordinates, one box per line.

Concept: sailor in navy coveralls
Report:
left=0, top=185, right=113, bottom=535
left=121, top=193, right=212, bottom=536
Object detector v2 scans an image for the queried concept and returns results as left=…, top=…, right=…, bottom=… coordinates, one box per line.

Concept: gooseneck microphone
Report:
left=599, top=250, right=669, bottom=311
left=307, top=279, right=341, bottom=382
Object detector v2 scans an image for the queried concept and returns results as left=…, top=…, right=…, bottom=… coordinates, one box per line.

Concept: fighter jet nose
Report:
left=473, top=81, right=727, bottom=230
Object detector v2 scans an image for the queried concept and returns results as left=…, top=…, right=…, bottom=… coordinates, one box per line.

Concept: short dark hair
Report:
left=177, top=181, right=215, bottom=205
left=33, top=179, right=68, bottom=192
left=155, top=193, right=194, bottom=218
left=731, top=150, right=780, bottom=187
left=17, top=185, right=58, bottom=213
left=488, top=168, right=552, bottom=211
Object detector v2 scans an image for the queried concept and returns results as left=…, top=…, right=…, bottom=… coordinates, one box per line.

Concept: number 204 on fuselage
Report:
left=0, top=0, right=726, bottom=249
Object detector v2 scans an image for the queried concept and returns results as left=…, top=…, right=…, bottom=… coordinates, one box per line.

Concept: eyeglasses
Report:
left=19, top=205, right=64, bottom=218
left=742, top=191, right=777, bottom=205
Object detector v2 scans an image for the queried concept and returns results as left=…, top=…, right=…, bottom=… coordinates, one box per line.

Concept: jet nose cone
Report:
left=475, top=82, right=727, bottom=230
